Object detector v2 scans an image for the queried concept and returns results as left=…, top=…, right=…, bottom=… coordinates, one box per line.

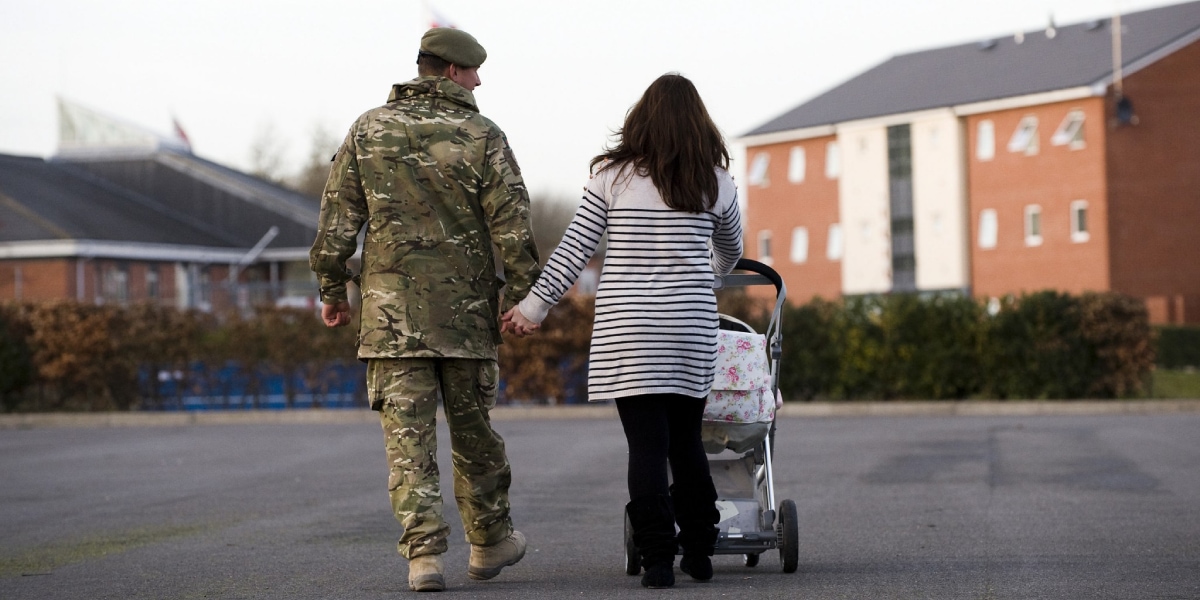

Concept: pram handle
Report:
left=718, top=258, right=784, bottom=296
left=714, top=258, right=786, bottom=361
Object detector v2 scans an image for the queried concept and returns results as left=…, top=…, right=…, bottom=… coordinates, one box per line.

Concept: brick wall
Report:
left=0, top=259, right=72, bottom=301
left=966, top=97, right=1110, bottom=298
left=1107, top=39, right=1200, bottom=324
left=742, top=135, right=842, bottom=304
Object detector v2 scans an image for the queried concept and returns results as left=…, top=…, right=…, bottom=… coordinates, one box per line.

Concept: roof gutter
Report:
left=739, top=85, right=1104, bottom=147
left=0, top=239, right=311, bottom=263
left=951, top=86, right=1100, bottom=117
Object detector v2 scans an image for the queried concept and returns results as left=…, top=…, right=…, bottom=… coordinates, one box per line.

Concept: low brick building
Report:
left=0, top=101, right=320, bottom=311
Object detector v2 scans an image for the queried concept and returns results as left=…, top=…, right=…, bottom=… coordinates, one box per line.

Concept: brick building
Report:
left=740, top=1, right=1200, bottom=323
left=0, top=101, right=320, bottom=310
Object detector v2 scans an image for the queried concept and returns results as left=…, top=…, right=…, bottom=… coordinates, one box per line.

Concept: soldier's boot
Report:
left=672, top=482, right=719, bottom=582
left=408, top=554, right=445, bottom=592
left=627, top=495, right=677, bottom=588
left=468, top=530, right=526, bottom=580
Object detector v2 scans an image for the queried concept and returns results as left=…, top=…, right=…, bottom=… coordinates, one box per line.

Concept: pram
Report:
left=624, top=258, right=798, bottom=574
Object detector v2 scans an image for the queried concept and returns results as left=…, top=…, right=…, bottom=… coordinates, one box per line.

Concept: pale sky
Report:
left=0, top=0, right=1182, bottom=201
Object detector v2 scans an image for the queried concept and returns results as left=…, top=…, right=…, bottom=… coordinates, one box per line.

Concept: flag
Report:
left=424, top=1, right=456, bottom=28
left=172, top=116, right=193, bottom=153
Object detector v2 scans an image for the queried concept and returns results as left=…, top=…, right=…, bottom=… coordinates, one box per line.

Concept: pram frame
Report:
left=623, top=258, right=799, bottom=575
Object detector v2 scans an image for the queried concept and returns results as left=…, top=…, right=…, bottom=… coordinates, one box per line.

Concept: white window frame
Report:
left=825, top=141, right=841, bottom=179
left=101, top=265, right=130, bottom=304
left=789, top=227, right=809, bottom=263
left=757, top=230, right=773, bottom=264
left=1008, top=116, right=1039, bottom=155
left=787, top=146, right=806, bottom=183
left=1051, top=110, right=1086, bottom=149
left=978, top=209, right=998, bottom=249
left=1070, top=200, right=1090, bottom=243
left=826, top=223, right=843, bottom=261
left=146, top=267, right=160, bottom=299
left=976, top=119, right=995, bottom=161
left=1025, top=204, right=1043, bottom=246
left=748, top=152, right=770, bottom=186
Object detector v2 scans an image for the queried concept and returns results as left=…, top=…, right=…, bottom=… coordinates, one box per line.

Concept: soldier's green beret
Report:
left=419, top=28, right=487, bottom=68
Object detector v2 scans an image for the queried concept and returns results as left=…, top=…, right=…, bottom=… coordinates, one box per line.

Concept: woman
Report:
left=503, top=73, right=743, bottom=588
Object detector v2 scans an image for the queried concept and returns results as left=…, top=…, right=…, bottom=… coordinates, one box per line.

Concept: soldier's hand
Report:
left=321, top=302, right=351, bottom=328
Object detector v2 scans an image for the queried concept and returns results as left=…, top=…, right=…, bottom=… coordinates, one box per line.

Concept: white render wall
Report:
left=910, top=111, right=970, bottom=291
left=837, top=124, right=892, bottom=295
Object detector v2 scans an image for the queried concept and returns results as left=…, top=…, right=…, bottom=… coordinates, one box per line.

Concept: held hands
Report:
left=321, top=301, right=351, bottom=328
left=501, top=306, right=540, bottom=338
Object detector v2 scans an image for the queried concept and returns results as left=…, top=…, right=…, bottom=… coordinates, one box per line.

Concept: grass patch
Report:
left=1147, top=369, right=1200, bottom=399
left=0, top=524, right=209, bottom=578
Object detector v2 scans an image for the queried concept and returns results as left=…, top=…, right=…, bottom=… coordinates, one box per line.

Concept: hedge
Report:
left=0, top=302, right=360, bottom=412
left=0, top=289, right=1163, bottom=410
left=1155, top=325, right=1200, bottom=369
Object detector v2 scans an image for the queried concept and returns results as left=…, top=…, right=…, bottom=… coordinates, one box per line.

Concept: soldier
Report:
left=310, top=27, right=541, bottom=593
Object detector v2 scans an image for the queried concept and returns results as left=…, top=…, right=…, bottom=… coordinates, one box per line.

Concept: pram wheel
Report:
left=743, top=553, right=760, bottom=567
left=777, top=499, right=799, bottom=573
left=623, top=510, right=641, bottom=575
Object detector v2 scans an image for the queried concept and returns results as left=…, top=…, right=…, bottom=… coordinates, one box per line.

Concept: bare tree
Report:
left=530, top=194, right=605, bottom=264
left=247, top=122, right=290, bottom=184
left=291, top=123, right=341, bottom=199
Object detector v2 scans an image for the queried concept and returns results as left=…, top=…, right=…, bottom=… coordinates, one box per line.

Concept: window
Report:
left=146, top=267, right=160, bottom=299
left=101, top=264, right=130, bottom=304
left=825, top=141, right=841, bottom=179
left=826, top=223, right=843, bottom=260
left=1025, top=205, right=1043, bottom=246
left=978, top=209, right=998, bottom=249
left=198, top=268, right=212, bottom=305
left=787, top=146, right=806, bottom=183
left=1070, top=200, right=1090, bottom=242
left=1052, top=110, right=1086, bottom=149
left=789, top=227, right=809, bottom=263
left=757, top=230, right=773, bottom=264
left=976, top=120, right=995, bottom=160
left=748, top=152, right=770, bottom=186
left=1008, top=116, right=1039, bottom=155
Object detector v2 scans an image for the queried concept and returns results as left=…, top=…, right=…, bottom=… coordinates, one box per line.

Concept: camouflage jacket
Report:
left=309, top=76, right=541, bottom=360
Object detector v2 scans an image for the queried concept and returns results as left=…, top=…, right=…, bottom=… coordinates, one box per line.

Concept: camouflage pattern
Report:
left=310, top=76, right=541, bottom=361
left=372, top=357, right=514, bottom=558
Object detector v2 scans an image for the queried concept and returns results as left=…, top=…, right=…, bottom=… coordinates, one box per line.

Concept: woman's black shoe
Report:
left=680, top=554, right=712, bottom=581
left=641, top=562, right=675, bottom=588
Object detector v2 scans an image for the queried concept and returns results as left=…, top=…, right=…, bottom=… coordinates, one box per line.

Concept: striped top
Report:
left=518, top=165, right=743, bottom=402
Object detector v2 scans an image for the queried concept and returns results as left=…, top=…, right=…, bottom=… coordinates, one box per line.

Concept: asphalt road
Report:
left=1, top=411, right=1198, bottom=599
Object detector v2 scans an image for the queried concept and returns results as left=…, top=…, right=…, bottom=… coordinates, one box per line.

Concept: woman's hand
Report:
left=501, top=307, right=540, bottom=337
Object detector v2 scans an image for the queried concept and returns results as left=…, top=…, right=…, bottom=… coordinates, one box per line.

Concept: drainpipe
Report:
left=231, top=226, right=279, bottom=281
left=75, top=258, right=89, bottom=301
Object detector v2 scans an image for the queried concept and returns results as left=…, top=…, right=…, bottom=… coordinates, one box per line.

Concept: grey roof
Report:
left=0, top=149, right=320, bottom=251
left=745, top=0, right=1200, bottom=137
left=0, top=153, right=235, bottom=246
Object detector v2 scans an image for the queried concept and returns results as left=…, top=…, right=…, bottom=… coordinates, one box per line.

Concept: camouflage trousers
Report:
left=369, top=357, right=514, bottom=559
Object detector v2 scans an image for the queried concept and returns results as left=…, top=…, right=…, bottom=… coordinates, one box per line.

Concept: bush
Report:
left=982, top=291, right=1089, bottom=399
left=980, top=291, right=1152, bottom=399
left=1077, top=292, right=1154, bottom=398
left=769, top=291, right=1153, bottom=401
left=777, top=298, right=840, bottom=400
left=0, top=288, right=1160, bottom=409
left=1155, top=325, right=1200, bottom=369
left=0, top=301, right=361, bottom=412
left=0, top=305, right=34, bottom=409
left=879, top=294, right=987, bottom=400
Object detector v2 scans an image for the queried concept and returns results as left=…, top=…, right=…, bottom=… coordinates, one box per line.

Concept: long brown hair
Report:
left=591, top=73, right=730, bottom=213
